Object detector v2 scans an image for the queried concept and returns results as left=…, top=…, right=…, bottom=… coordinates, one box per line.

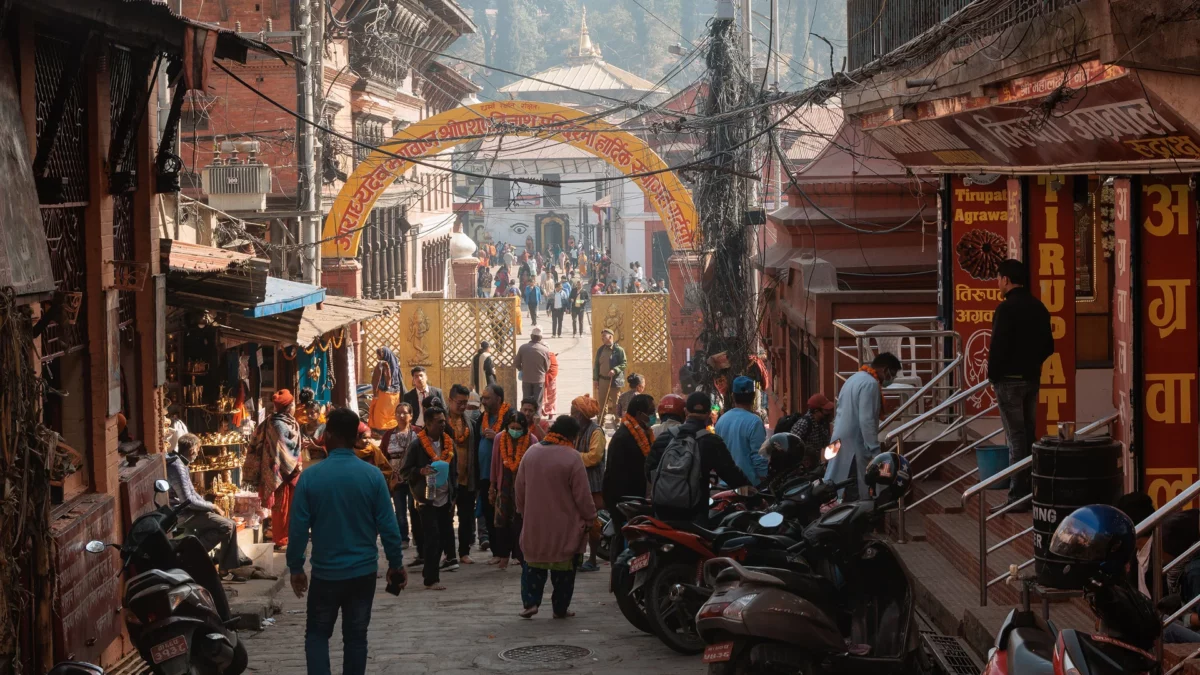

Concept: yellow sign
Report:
left=322, top=101, right=699, bottom=258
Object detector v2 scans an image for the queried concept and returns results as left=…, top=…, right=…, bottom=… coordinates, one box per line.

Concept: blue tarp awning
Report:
left=244, top=276, right=326, bottom=318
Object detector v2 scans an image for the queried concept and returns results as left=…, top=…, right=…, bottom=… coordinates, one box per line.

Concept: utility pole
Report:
left=770, top=0, right=781, bottom=210
left=294, top=0, right=320, bottom=284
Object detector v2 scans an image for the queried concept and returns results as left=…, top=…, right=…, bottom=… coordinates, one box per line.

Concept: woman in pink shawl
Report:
left=542, top=351, right=559, bottom=418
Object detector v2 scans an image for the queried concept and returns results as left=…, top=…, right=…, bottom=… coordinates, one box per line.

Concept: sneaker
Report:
left=441, top=559, right=460, bottom=572
left=579, top=561, right=600, bottom=572
left=408, top=557, right=425, bottom=568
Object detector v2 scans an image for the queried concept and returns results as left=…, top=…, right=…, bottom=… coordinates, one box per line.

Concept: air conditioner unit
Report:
left=202, top=141, right=272, bottom=211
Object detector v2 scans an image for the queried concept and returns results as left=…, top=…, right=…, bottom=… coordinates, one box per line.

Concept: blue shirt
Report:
left=524, top=285, right=543, bottom=306
left=714, top=407, right=768, bottom=487
left=479, top=436, right=494, bottom=480
left=287, top=448, right=405, bottom=580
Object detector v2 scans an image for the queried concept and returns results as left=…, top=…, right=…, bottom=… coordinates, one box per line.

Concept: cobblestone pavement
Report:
left=242, top=313, right=704, bottom=674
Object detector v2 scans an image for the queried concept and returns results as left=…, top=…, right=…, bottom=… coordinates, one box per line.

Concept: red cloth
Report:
left=272, top=482, right=295, bottom=546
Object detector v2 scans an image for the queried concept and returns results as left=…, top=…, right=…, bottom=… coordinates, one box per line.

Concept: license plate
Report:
left=703, top=641, right=734, bottom=663
left=151, top=635, right=188, bottom=664
left=629, top=553, right=650, bottom=573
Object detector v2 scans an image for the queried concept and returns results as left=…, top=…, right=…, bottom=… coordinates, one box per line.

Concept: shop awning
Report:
left=162, top=239, right=268, bottom=310
left=246, top=277, right=326, bottom=318
left=220, top=296, right=396, bottom=347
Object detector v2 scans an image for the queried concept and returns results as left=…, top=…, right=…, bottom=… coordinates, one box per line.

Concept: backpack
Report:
left=651, top=429, right=708, bottom=512
left=773, top=412, right=803, bottom=435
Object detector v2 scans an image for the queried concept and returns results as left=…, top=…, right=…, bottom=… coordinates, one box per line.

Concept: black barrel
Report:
left=1031, top=431, right=1123, bottom=588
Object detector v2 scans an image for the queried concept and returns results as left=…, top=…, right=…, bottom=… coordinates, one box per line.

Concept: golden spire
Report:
left=578, top=6, right=602, bottom=59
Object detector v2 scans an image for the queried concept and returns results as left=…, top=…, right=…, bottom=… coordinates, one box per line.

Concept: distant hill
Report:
left=449, top=0, right=847, bottom=100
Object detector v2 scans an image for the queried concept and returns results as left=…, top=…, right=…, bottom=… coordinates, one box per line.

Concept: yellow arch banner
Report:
left=321, top=101, right=699, bottom=259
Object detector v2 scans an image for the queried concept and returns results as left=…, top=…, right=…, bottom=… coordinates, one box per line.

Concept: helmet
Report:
left=1048, top=505, right=1136, bottom=580
left=864, top=452, right=911, bottom=504
left=657, top=394, right=686, bottom=420
left=761, top=432, right=808, bottom=475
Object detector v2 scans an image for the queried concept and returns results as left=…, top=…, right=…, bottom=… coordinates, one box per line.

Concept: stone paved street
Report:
left=243, top=313, right=705, bottom=674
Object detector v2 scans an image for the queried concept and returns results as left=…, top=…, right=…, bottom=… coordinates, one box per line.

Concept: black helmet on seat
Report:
left=1048, top=504, right=1137, bottom=582
left=864, top=452, right=911, bottom=506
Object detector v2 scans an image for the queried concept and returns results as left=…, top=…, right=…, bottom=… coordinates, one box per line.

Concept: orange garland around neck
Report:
left=448, top=415, right=471, bottom=446
left=418, top=429, right=454, bottom=462
left=860, top=365, right=880, bottom=381
left=499, top=431, right=532, bottom=473
left=483, top=403, right=510, bottom=433
left=542, top=432, right=572, bottom=447
left=622, top=414, right=655, bottom=456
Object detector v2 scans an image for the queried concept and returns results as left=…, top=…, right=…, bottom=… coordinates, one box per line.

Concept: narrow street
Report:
left=244, top=318, right=705, bottom=674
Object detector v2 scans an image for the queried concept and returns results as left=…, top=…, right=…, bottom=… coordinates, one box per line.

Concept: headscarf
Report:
left=571, top=394, right=600, bottom=420
left=376, top=347, right=403, bottom=393
left=272, top=389, right=294, bottom=410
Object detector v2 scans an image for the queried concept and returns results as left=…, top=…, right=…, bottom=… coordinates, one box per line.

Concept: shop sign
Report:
left=1006, top=178, right=1023, bottom=261
left=862, top=62, right=1200, bottom=169
left=1138, top=177, right=1198, bottom=507
left=948, top=176, right=1009, bottom=415
left=1111, top=178, right=1135, bottom=487
left=1028, top=176, right=1075, bottom=436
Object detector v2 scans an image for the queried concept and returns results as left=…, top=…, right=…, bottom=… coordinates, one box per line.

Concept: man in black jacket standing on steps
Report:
left=987, top=259, right=1054, bottom=514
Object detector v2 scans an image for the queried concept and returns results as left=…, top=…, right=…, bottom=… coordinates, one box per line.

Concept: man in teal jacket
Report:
left=288, top=407, right=407, bottom=675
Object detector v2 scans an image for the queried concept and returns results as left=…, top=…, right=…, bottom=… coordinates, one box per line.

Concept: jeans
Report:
left=304, top=574, right=376, bottom=675
left=527, top=302, right=539, bottom=325
left=420, top=503, right=455, bottom=585
left=520, top=558, right=579, bottom=615
left=178, top=509, right=243, bottom=571
left=995, top=379, right=1039, bottom=501
left=522, top=382, right=545, bottom=411
left=551, top=308, right=566, bottom=336
left=571, top=310, right=585, bottom=335
left=1165, top=621, right=1200, bottom=643
left=391, top=484, right=413, bottom=542
left=456, top=488, right=477, bottom=557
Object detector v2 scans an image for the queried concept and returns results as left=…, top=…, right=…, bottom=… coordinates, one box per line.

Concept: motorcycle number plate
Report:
left=151, top=635, right=188, bottom=664
left=630, top=553, right=650, bottom=573
left=702, top=642, right=734, bottom=663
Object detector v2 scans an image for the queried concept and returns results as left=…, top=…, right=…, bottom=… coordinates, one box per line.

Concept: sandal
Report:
left=519, top=606, right=538, bottom=619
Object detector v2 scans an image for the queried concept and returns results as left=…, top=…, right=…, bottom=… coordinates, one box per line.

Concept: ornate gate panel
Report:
left=360, top=297, right=519, bottom=401
left=590, top=294, right=672, bottom=401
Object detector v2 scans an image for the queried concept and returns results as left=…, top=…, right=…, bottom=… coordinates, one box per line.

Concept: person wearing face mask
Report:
left=570, top=395, right=607, bottom=572
left=824, top=352, right=903, bottom=500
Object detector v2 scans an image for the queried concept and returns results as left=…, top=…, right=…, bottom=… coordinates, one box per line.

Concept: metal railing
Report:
left=960, top=413, right=1119, bottom=606
left=833, top=317, right=963, bottom=430
left=1138, top=478, right=1200, bottom=670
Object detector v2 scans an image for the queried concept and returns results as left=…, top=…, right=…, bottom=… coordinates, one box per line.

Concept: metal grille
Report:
left=630, top=295, right=669, bottom=363
left=497, top=645, right=593, bottom=663
left=921, top=632, right=982, bottom=675
left=108, top=45, right=137, bottom=177
left=35, top=30, right=89, bottom=204
left=40, top=207, right=87, bottom=359
left=113, top=193, right=135, bottom=330
left=442, top=301, right=477, bottom=368
left=479, top=300, right=516, bottom=368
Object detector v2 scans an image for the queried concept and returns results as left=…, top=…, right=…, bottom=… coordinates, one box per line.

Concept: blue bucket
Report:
left=976, top=445, right=1010, bottom=490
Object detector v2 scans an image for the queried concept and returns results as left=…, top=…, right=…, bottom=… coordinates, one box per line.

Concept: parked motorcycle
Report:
left=696, top=453, right=931, bottom=674
left=609, top=497, right=657, bottom=634
left=48, top=663, right=104, bottom=675
left=87, top=479, right=246, bottom=675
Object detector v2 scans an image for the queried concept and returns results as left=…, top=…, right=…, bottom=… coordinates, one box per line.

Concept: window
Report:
left=543, top=174, right=561, bottom=207
left=595, top=179, right=605, bottom=201
left=353, top=116, right=385, bottom=164
left=493, top=176, right=511, bottom=207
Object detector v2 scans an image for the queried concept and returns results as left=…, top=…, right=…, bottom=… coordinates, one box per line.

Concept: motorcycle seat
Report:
left=743, top=566, right=835, bottom=606
left=670, top=521, right=720, bottom=541
left=1007, top=627, right=1055, bottom=675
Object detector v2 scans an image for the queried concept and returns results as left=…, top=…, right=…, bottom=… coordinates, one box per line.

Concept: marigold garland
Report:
left=483, top=403, right=510, bottom=433
left=622, top=414, right=655, bottom=456
left=860, top=364, right=880, bottom=381
left=448, top=415, right=471, bottom=447
left=498, top=431, right=532, bottom=473
left=418, top=429, right=454, bottom=462
left=542, top=432, right=572, bottom=447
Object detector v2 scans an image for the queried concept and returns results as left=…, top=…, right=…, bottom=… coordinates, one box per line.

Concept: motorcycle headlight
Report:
left=722, top=593, right=758, bottom=622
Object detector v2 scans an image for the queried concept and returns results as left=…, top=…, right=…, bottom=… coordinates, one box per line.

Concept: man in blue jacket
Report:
left=288, top=407, right=407, bottom=675
left=523, top=280, right=544, bottom=326
left=714, top=376, right=769, bottom=487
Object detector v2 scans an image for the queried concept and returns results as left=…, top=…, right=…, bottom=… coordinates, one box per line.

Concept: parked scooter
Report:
left=696, top=452, right=932, bottom=674
left=87, top=479, right=246, bottom=675
left=48, top=663, right=104, bottom=675
left=981, top=505, right=1159, bottom=675
left=609, top=497, right=657, bottom=634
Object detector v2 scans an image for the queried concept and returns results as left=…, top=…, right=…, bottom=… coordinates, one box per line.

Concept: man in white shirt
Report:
left=548, top=281, right=569, bottom=337
left=402, top=366, right=444, bottom=428
left=166, top=404, right=189, bottom=453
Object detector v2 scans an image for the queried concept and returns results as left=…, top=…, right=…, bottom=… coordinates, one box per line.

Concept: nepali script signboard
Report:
left=322, top=101, right=699, bottom=259
left=949, top=176, right=1008, bottom=415
left=1028, top=176, right=1076, bottom=438
left=1138, top=177, right=1198, bottom=508
left=1111, top=178, right=1134, bottom=491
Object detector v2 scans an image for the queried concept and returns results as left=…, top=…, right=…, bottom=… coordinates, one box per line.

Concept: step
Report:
left=893, top=540, right=980, bottom=639
left=1166, top=645, right=1200, bottom=675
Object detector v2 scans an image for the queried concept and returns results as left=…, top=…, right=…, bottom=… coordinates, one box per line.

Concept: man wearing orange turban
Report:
left=264, top=389, right=300, bottom=550
left=570, top=395, right=607, bottom=571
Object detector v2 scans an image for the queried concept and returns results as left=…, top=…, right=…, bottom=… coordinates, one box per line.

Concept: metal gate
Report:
left=360, top=297, right=520, bottom=400
left=590, top=293, right=672, bottom=400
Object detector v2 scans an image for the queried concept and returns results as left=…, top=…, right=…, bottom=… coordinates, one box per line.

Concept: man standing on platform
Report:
left=448, top=384, right=482, bottom=564
left=515, top=327, right=551, bottom=410
left=988, top=258, right=1054, bottom=514
left=593, top=328, right=627, bottom=426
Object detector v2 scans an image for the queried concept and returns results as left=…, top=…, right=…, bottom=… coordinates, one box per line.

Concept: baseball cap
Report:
left=686, top=391, right=712, bottom=415
left=732, top=376, right=756, bottom=394
left=601, top=328, right=614, bottom=336
left=807, top=393, right=835, bottom=411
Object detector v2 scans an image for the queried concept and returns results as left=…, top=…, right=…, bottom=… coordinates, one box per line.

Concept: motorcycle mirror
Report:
left=735, top=485, right=758, bottom=498
left=823, top=440, right=841, bottom=461
left=85, top=540, right=107, bottom=554
left=154, top=479, right=170, bottom=493
left=758, top=512, right=785, bottom=529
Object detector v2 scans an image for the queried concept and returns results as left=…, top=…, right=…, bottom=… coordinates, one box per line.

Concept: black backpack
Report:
left=651, top=429, right=709, bottom=512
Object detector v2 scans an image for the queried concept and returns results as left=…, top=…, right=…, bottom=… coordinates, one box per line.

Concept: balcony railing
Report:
left=847, top=0, right=1084, bottom=71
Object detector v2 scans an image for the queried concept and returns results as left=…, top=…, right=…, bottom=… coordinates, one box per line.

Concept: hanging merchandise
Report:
left=298, top=346, right=332, bottom=404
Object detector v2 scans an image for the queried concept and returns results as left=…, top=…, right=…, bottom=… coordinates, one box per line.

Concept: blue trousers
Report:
left=520, top=558, right=579, bottom=615
left=305, top=573, right=376, bottom=675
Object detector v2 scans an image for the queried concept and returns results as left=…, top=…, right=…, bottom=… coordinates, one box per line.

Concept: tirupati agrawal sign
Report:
left=321, top=101, right=699, bottom=259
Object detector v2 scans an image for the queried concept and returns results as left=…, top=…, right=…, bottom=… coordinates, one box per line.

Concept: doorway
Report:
left=651, top=231, right=672, bottom=284
left=536, top=213, right=568, bottom=255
